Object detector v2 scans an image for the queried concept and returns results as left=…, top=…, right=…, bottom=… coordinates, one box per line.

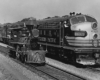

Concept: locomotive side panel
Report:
left=39, top=29, right=60, bottom=45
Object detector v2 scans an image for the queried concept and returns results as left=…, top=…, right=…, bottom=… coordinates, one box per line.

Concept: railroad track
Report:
left=86, top=66, right=100, bottom=73
left=0, top=50, right=89, bottom=80
left=28, top=63, right=86, bottom=80
left=0, top=45, right=100, bottom=80
left=28, top=63, right=59, bottom=80
left=0, top=48, right=85, bottom=80
left=9, top=56, right=100, bottom=80
left=9, top=56, right=86, bottom=80
left=10, top=58, right=56, bottom=80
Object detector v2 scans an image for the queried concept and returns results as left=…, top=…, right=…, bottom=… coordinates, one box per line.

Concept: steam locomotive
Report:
left=37, top=12, right=100, bottom=65
left=1, top=18, right=46, bottom=64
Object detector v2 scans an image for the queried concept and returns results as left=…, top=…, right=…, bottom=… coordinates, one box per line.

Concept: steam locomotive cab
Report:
left=64, top=14, right=100, bottom=65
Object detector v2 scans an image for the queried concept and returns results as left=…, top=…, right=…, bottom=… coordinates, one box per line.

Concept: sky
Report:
left=0, top=0, right=100, bottom=25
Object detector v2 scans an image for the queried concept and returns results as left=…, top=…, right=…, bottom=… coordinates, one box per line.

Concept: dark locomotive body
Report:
left=37, top=13, right=100, bottom=65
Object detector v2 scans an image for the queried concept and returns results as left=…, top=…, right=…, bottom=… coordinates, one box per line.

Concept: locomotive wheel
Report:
left=20, top=54, right=27, bottom=63
left=16, top=45, right=20, bottom=59
left=66, top=51, right=76, bottom=64
left=20, top=54, right=25, bottom=63
left=16, top=51, right=20, bottom=60
left=71, top=55, right=76, bottom=63
left=24, top=55, right=27, bottom=63
left=20, top=54, right=24, bottom=62
left=9, top=50, right=16, bottom=58
left=70, top=51, right=77, bottom=65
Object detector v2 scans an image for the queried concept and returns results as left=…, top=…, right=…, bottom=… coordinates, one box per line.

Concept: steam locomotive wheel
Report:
left=21, top=55, right=25, bottom=63
left=16, top=45, right=20, bottom=59
left=24, top=55, right=27, bottom=63
left=16, top=52, right=20, bottom=59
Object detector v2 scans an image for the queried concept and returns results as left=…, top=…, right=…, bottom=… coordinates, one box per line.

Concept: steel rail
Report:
left=10, top=57, right=59, bottom=80
left=28, top=63, right=86, bottom=80
left=86, top=66, right=100, bottom=73
left=45, top=63, right=86, bottom=80
left=0, top=50, right=87, bottom=80
left=28, top=63, right=60, bottom=80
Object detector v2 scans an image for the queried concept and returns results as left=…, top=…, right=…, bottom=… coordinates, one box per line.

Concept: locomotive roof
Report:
left=37, top=14, right=97, bottom=25
left=37, top=14, right=86, bottom=24
left=37, top=15, right=69, bottom=24
left=4, top=13, right=97, bottom=30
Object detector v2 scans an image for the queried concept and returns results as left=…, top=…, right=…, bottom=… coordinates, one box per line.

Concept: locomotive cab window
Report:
left=70, top=16, right=85, bottom=25
left=85, top=15, right=97, bottom=23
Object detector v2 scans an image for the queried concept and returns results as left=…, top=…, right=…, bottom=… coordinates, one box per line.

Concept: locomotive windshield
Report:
left=85, top=15, right=97, bottom=23
left=70, top=16, right=85, bottom=25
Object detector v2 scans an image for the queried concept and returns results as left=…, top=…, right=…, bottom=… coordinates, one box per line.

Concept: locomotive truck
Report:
left=37, top=12, right=100, bottom=65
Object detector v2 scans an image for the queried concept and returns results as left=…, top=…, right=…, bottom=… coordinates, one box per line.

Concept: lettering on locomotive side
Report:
left=39, top=37, right=46, bottom=41
left=39, top=37, right=57, bottom=43
left=47, top=38, right=56, bottom=43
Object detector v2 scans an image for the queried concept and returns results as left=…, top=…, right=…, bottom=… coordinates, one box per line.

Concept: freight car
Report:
left=37, top=12, right=100, bottom=65
left=2, top=18, right=46, bottom=64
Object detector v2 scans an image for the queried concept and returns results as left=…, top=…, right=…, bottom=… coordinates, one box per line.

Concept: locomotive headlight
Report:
left=32, top=29, right=39, bottom=37
left=93, top=34, right=98, bottom=39
left=92, top=23, right=97, bottom=30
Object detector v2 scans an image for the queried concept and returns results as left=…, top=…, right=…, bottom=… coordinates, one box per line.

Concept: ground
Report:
left=0, top=52, right=45, bottom=80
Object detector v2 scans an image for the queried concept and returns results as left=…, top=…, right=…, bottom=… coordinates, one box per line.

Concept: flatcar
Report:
left=37, top=12, right=100, bottom=65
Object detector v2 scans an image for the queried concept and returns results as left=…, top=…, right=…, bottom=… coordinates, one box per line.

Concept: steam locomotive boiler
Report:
left=37, top=12, right=100, bottom=65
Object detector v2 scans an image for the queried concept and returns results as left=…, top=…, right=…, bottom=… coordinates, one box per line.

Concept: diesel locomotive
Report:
left=37, top=12, right=100, bottom=65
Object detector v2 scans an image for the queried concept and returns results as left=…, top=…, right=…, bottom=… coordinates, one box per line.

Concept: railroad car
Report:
left=37, top=12, right=100, bottom=65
